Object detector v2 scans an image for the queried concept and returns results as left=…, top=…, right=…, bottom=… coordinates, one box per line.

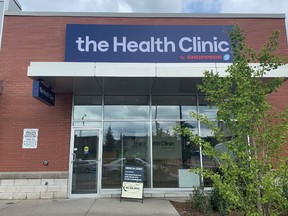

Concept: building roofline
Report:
left=4, top=11, right=286, bottom=19
left=13, top=0, right=22, bottom=10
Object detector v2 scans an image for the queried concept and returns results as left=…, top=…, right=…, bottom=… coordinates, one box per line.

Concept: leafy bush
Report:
left=210, top=187, right=230, bottom=216
left=188, top=186, right=212, bottom=215
left=178, top=26, right=288, bottom=216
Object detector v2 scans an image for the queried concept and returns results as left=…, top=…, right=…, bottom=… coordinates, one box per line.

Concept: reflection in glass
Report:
left=198, top=103, right=218, bottom=187
left=72, top=130, right=99, bottom=194
left=201, top=121, right=234, bottom=186
left=102, top=122, right=150, bottom=188
left=198, top=95, right=218, bottom=119
left=200, top=122, right=222, bottom=187
left=104, top=96, right=149, bottom=120
left=73, top=96, right=102, bottom=121
left=152, top=121, right=198, bottom=188
left=74, top=106, right=102, bottom=121
left=71, top=94, right=222, bottom=189
left=152, top=96, right=197, bottom=119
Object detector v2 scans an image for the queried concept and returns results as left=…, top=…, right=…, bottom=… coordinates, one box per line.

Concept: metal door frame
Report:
left=68, top=127, right=103, bottom=198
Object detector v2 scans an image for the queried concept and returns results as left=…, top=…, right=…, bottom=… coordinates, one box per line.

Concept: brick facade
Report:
left=0, top=14, right=287, bottom=172
left=0, top=14, right=287, bottom=199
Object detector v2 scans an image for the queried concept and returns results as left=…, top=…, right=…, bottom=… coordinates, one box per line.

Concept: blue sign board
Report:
left=65, top=24, right=233, bottom=63
left=32, top=80, right=55, bottom=106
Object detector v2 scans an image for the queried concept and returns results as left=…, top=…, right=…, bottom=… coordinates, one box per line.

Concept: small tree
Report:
left=179, top=26, right=288, bottom=215
left=105, top=126, right=115, bottom=152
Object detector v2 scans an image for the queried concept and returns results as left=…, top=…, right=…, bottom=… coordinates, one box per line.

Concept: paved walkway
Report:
left=0, top=198, right=181, bottom=216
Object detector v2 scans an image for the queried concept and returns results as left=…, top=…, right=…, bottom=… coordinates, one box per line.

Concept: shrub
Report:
left=210, top=187, right=230, bottom=216
left=188, top=186, right=212, bottom=215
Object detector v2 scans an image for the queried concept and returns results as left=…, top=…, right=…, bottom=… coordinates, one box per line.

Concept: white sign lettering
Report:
left=76, top=36, right=229, bottom=54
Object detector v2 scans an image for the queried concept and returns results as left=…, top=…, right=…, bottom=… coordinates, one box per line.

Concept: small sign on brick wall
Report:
left=22, top=128, right=38, bottom=149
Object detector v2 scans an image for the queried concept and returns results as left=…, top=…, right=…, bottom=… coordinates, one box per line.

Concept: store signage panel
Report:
left=32, top=80, right=55, bottom=106
left=65, top=24, right=233, bottom=63
left=121, top=165, right=144, bottom=201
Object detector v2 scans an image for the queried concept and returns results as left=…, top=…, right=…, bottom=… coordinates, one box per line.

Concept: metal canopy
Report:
left=27, top=62, right=288, bottom=95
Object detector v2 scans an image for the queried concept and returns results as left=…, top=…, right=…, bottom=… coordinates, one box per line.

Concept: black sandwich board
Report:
left=120, top=165, right=144, bottom=203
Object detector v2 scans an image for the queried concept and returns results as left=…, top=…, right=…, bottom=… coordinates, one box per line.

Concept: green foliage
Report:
left=210, top=187, right=230, bottom=216
left=188, top=186, right=212, bottom=215
left=179, top=26, right=288, bottom=216
left=187, top=186, right=230, bottom=216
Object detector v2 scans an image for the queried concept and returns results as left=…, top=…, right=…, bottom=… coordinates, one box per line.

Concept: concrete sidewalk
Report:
left=0, top=198, right=181, bottom=216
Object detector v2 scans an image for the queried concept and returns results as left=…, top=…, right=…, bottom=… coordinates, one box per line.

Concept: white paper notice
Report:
left=22, top=128, right=38, bottom=149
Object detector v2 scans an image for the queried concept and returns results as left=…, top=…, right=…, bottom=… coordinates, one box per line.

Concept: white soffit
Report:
left=95, top=63, right=156, bottom=77
left=28, top=62, right=95, bottom=77
left=27, top=62, right=288, bottom=78
left=156, top=63, right=216, bottom=77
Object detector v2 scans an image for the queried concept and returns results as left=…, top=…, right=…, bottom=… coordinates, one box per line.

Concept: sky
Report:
left=17, top=0, right=288, bottom=15
left=16, top=0, right=288, bottom=34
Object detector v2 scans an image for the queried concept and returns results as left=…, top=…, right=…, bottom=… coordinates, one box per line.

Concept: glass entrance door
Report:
left=71, top=129, right=101, bottom=194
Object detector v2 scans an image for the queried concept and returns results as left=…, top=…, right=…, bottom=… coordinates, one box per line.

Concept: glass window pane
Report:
left=201, top=121, right=233, bottom=186
left=152, top=96, right=196, bottom=120
left=102, top=122, right=150, bottom=188
left=198, top=95, right=218, bottom=119
left=152, top=121, right=199, bottom=188
left=74, top=106, right=102, bottom=121
left=73, top=96, right=102, bottom=121
left=200, top=122, right=221, bottom=187
left=104, top=96, right=149, bottom=120
left=72, top=130, right=99, bottom=194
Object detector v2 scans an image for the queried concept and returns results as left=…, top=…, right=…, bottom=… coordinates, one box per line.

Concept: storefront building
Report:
left=0, top=0, right=287, bottom=199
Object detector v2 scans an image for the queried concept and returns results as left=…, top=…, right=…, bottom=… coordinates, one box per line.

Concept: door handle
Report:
left=72, top=153, right=76, bottom=162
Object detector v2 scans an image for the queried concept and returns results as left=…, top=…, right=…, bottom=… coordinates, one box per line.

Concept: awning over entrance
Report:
left=27, top=62, right=288, bottom=95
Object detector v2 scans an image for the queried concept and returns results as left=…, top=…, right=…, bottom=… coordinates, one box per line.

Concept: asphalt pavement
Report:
left=0, top=197, right=181, bottom=216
